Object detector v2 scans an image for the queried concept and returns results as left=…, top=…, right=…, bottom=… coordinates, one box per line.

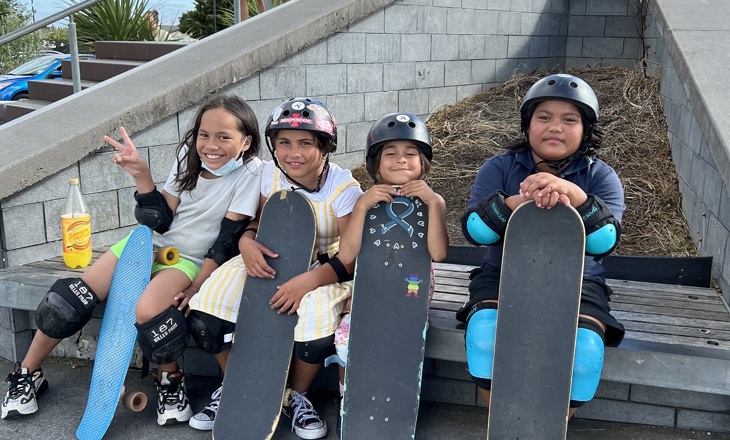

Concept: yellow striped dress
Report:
left=189, top=160, right=362, bottom=342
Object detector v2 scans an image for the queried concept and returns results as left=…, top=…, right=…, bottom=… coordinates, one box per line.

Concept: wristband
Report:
left=243, top=227, right=258, bottom=236
left=327, top=255, right=353, bottom=283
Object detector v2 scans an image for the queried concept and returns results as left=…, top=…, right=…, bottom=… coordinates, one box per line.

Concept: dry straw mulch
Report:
left=351, top=66, right=696, bottom=256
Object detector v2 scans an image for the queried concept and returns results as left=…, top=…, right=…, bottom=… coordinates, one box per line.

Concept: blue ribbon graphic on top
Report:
left=382, top=196, right=415, bottom=237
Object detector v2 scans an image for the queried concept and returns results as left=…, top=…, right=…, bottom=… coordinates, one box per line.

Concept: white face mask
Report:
left=202, top=141, right=247, bottom=177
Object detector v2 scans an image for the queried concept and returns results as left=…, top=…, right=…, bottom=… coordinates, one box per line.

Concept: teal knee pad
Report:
left=570, top=327, right=604, bottom=402
left=465, top=308, right=498, bottom=379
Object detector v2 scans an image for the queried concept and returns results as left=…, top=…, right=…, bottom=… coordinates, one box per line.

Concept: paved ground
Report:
left=0, top=357, right=728, bottom=440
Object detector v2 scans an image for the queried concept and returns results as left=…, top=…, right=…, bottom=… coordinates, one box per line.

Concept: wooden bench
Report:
left=0, top=247, right=728, bottom=398
left=426, top=251, right=730, bottom=399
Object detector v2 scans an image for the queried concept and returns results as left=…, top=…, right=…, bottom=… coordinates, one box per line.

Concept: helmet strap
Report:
left=531, top=148, right=585, bottom=172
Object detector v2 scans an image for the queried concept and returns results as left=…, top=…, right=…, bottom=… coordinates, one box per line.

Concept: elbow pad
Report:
left=576, top=195, right=621, bottom=258
left=134, top=188, right=174, bottom=234
left=205, top=217, right=250, bottom=266
left=461, top=191, right=512, bottom=246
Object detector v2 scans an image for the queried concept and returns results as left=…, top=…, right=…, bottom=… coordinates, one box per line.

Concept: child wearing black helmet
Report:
left=458, top=74, right=625, bottom=416
left=187, top=98, right=362, bottom=438
left=328, top=112, right=449, bottom=406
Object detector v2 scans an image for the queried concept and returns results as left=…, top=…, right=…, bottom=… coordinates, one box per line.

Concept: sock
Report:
left=339, top=382, right=345, bottom=397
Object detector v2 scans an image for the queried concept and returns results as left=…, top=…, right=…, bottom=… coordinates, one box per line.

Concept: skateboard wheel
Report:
left=156, top=247, right=179, bottom=265
left=121, top=390, right=148, bottom=412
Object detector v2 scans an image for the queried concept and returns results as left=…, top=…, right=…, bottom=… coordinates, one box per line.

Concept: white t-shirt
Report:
left=260, top=161, right=361, bottom=223
left=156, top=155, right=263, bottom=267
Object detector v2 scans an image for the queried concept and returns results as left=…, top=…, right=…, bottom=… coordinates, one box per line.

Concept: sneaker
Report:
left=154, top=369, right=192, bottom=426
left=282, top=390, right=327, bottom=440
left=2, top=367, right=48, bottom=419
left=188, top=384, right=222, bottom=431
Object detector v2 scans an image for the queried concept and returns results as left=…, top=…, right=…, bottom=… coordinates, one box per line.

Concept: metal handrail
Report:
left=0, top=0, right=104, bottom=46
left=0, top=0, right=105, bottom=93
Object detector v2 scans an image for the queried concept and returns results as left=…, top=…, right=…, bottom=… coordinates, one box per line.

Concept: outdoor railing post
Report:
left=234, top=0, right=241, bottom=24
left=68, top=15, right=81, bottom=94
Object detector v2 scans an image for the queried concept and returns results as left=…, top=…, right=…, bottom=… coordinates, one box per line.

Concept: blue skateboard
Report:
left=76, top=226, right=153, bottom=440
left=342, top=196, right=432, bottom=439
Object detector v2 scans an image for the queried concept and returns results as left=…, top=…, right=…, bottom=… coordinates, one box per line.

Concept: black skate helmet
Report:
left=365, top=113, right=433, bottom=182
left=520, top=73, right=599, bottom=135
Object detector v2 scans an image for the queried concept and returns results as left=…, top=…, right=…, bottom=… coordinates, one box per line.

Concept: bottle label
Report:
left=61, top=214, right=91, bottom=254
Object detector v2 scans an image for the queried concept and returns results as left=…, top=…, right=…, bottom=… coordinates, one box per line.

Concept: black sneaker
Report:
left=154, top=369, right=192, bottom=425
left=188, top=384, right=222, bottom=431
left=2, top=367, right=48, bottom=419
left=282, top=390, right=327, bottom=439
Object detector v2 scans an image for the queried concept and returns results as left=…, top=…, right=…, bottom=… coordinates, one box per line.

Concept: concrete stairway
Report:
left=0, top=41, right=187, bottom=124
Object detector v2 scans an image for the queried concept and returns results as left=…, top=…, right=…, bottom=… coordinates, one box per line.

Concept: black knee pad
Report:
left=188, top=310, right=235, bottom=354
left=294, top=334, right=336, bottom=364
left=136, top=307, right=190, bottom=364
left=36, top=278, right=99, bottom=339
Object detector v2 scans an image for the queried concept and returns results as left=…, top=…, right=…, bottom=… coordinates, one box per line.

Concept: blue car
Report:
left=0, top=53, right=94, bottom=101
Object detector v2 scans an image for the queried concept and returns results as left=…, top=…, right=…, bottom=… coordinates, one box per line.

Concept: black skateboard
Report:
left=487, top=201, right=585, bottom=439
left=213, top=190, right=316, bottom=440
left=342, top=196, right=432, bottom=440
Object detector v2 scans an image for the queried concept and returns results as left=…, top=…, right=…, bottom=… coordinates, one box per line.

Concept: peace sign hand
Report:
left=104, top=126, right=150, bottom=179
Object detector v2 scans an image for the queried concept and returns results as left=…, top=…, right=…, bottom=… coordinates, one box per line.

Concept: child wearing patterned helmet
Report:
left=188, top=98, right=362, bottom=439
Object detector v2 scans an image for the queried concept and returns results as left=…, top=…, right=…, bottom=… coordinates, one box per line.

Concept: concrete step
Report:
left=61, top=59, right=145, bottom=82
left=0, top=99, right=50, bottom=124
left=27, top=79, right=98, bottom=102
left=95, top=40, right=188, bottom=61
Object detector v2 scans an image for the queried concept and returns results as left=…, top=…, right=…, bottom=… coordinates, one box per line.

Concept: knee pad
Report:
left=570, top=318, right=605, bottom=403
left=465, top=303, right=498, bottom=382
left=136, top=307, right=190, bottom=364
left=294, top=334, right=335, bottom=364
left=188, top=310, right=234, bottom=354
left=36, top=278, right=99, bottom=339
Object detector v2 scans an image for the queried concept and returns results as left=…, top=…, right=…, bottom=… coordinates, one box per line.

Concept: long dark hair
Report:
left=174, top=95, right=260, bottom=192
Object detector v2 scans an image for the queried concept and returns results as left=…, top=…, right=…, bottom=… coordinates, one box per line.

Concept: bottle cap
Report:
left=69, top=178, right=79, bottom=185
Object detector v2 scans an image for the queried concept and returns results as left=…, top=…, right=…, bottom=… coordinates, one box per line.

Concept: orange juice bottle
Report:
left=61, top=178, right=92, bottom=268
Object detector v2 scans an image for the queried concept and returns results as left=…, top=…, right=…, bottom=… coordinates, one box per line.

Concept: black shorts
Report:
left=456, top=264, right=625, bottom=347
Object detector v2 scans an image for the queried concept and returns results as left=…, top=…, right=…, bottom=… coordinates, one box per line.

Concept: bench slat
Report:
left=612, top=302, right=730, bottom=322
left=610, top=293, right=728, bottom=313
left=623, top=330, right=730, bottom=350
left=613, top=310, right=730, bottom=331
left=623, top=320, right=730, bottom=341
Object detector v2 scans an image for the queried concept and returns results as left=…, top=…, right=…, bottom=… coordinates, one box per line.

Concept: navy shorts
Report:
left=456, top=264, right=625, bottom=347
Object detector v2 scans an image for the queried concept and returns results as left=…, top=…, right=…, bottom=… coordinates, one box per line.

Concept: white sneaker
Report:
left=282, top=390, right=327, bottom=439
left=154, top=370, right=192, bottom=425
left=2, top=367, right=47, bottom=419
left=188, top=385, right=222, bottom=431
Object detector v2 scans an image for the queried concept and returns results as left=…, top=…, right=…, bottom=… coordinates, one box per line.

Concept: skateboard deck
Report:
left=342, top=196, right=432, bottom=440
left=487, top=201, right=585, bottom=439
left=213, top=190, right=316, bottom=440
left=76, top=226, right=153, bottom=440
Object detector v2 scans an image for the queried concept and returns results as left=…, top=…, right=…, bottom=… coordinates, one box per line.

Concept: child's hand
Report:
left=174, top=285, right=199, bottom=317
left=104, top=127, right=149, bottom=179
left=519, top=173, right=573, bottom=209
left=398, top=180, right=439, bottom=205
left=355, top=184, right=399, bottom=211
left=269, top=272, right=312, bottom=314
left=241, top=235, right=278, bottom=279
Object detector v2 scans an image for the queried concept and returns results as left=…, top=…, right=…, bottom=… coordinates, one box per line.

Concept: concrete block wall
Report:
left=644, top=3, right=730, bottom=299
left=0, top=0, right=643, bottom=267
left=422, top=358, right=730, bottom=432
